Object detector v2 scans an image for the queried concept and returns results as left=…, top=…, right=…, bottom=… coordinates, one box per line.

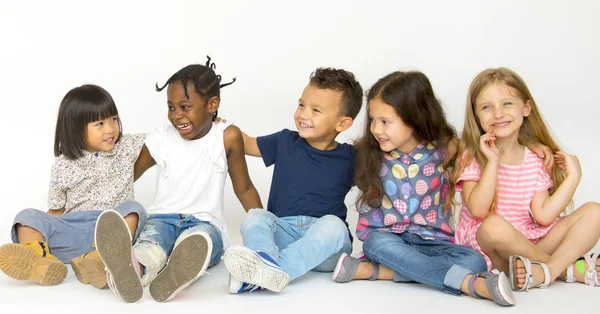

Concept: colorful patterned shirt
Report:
left=356, top=142, right=455, bottom=242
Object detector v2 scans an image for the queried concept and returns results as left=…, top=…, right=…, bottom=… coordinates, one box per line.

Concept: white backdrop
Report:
left=0, top=0, right=598, bottom=251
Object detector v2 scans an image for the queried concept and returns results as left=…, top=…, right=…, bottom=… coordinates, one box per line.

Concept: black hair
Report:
left=54, top=84, right=121, bottom=159
left=155, top=55, right=236, bottom=120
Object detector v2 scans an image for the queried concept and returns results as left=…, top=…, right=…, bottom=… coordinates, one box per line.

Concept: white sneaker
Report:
left=224, top=246, right=289, bottom=292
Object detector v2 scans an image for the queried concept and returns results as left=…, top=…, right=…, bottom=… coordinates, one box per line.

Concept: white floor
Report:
left=1, top=232, right=598, bottom=314
left=0, top=261, right=597, bottom=314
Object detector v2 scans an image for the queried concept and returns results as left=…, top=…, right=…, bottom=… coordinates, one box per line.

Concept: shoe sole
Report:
left=71, top=254, right=107, bottom=289
left=496, top=272, right=516, bottom=306
left=331, top=252, right=349, bottom=282
left=0, top=243, right=67, bottom=285
left=95, top=210, right=142, bottom=303
left=224, top=247, right=289, bottom=292
left=149, top=233, right=211, bottom=302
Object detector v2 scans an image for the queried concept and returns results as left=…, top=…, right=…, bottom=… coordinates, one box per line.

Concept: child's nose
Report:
left=493, top=106, right=504, bottom=118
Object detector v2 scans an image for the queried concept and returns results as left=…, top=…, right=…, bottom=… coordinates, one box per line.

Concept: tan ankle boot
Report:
left=0, top=241, right=68, bottom=285
left=71, top=246, right=107, bottom=289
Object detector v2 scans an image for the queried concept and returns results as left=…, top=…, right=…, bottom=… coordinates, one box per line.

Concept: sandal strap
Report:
left=510, top=255, right=533, bottom=291
left=468, top=273, right=484, bottom=299
left=583, top=252, right=600, bottom=286
left=531, top=261, right=551, bottom=289
left=368, top=262, right=380, bottom=281
left=565, top=263, right=575, bottom=283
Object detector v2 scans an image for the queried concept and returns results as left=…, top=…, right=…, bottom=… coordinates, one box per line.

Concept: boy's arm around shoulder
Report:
left=241, top=130, right=261, bottom=157
left=224, top=125, right=263, bottom=211
left=134, top=145, right=156, bottom=181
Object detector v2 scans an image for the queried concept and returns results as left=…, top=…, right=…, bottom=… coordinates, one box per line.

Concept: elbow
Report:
left=534, top=216, right=553, bottom=227
left=470, top=210, right=489, bottom=220
left=234, top=184, right=254, bottom=198
left=466, top=203, right=490, bottom=220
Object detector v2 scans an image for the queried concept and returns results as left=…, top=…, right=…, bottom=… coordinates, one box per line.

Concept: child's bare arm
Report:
left=461, top=162, right=498, bottom=219
left=134, top=145, right=156, bottom=181
left=242, top=132, right=262, bottom=157
left=461, top=131, right=501, bottom=219
left=225, top=125, right=263, bottom=211
left=530, top=152, right=581, bottom=225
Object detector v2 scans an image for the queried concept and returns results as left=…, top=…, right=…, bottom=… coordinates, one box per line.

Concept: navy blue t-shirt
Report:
left=256, top=129, right=354, bottom=222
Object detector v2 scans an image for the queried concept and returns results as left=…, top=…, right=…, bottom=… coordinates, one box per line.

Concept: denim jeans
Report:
left=133, top=214, right=223, bottom=285
left=363, top=231, right=487, bottom=295
left=11, top=200, right=147, bottom=264
left=240, top=208, right=352, bottom=281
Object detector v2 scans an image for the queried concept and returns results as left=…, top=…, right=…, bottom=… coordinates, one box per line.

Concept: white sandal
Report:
left=565, top=252, right=600, bottom=286
left=508, top=255, right=551, bottom=291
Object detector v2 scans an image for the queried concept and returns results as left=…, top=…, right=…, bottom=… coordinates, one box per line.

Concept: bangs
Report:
left=80, top=93, right=119, bottom=124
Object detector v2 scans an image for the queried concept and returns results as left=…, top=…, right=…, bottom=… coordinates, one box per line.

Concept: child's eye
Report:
left=168, top=106, right=174, bottom=111
left=112, top=117, right=118, bottom=121
left=298, top=103, right=304, bottom=108
left=382, top=120, right=389, bottom=125
left=183, top=106, right=191, bottom=110
left=96, top=122, right=103, bottom=126
left=481, top=105, right=490, bottom=110
left=368, top=117, right=374, bottom=122
left=313, top=109, right=321, bottom=113
left=504, top=102, right=512, bottom=106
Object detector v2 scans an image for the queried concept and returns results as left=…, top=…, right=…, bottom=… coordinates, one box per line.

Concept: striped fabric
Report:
left=454, top=147, right=558, bottom=269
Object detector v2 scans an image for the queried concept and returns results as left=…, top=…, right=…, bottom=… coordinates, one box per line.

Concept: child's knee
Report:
left=476, top=215, right=513, bottom=244
left=115, top=201, right=147, bottom=220
left=134, top=239, right=167, bottom=271
left=318, top=215, right=347, bottom=236
left=241, top=208, right=272, bottom=230
left=580, top=202, right=600, bottom=222
left=14, top=208, right=45, bottom=224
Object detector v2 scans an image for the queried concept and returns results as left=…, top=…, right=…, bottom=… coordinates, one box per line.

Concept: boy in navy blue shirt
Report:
left=224, top=68, right=363, bottom=293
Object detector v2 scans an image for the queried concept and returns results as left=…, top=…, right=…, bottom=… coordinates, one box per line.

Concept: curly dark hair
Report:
left=308, top=67, right=363, bottom=118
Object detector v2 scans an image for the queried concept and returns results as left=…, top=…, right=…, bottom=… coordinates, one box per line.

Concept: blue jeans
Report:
left=133, top=214, right=223, bottom=276
left=363, top=231, right=487, bottom=295
left=11, top=200, right=147, bottom=264
left=240, top=208, right=352, bottom=281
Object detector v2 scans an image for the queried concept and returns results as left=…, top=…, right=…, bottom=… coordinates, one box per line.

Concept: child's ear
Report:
left=523, top=100, right=532, bottom=117
left=207, top=96, right=220, bottom=113
left=336, top=117, right=354, bottom=132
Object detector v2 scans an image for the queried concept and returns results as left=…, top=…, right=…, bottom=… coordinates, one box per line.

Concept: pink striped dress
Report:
left=455, top=147, right=559, bottom=269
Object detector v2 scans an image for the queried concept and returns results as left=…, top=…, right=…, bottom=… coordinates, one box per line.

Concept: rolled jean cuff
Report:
left=443, top=264, right=472, bottom=295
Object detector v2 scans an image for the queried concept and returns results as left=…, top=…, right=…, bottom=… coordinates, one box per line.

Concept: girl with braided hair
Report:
left=94, top=56, right=263, bottom=303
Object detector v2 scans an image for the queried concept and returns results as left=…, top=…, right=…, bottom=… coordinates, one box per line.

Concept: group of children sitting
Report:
left=1, top=57, right=599, bottom=306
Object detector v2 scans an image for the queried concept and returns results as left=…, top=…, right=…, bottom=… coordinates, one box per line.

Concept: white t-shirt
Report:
left=145, top=122, right=231, bottom=246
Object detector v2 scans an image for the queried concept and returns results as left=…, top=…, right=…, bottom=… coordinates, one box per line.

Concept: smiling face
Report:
left=167, top=80, right=219, bottom=140
left=368, top=97, right=418, bottom=154
left=84, top=115, right=120, bottom=152
left=293, top=84, right=345, bottom=146
left=474, top=82, right=531, bottom=139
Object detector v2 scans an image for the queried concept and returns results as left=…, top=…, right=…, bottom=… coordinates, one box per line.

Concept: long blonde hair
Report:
left=450, top=67, right=567, bottom=213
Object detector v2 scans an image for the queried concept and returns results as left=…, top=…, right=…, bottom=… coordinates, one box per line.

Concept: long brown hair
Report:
left=354, top=71, right=456, bottom=211
left=450, top=67, right=567, bottom=213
